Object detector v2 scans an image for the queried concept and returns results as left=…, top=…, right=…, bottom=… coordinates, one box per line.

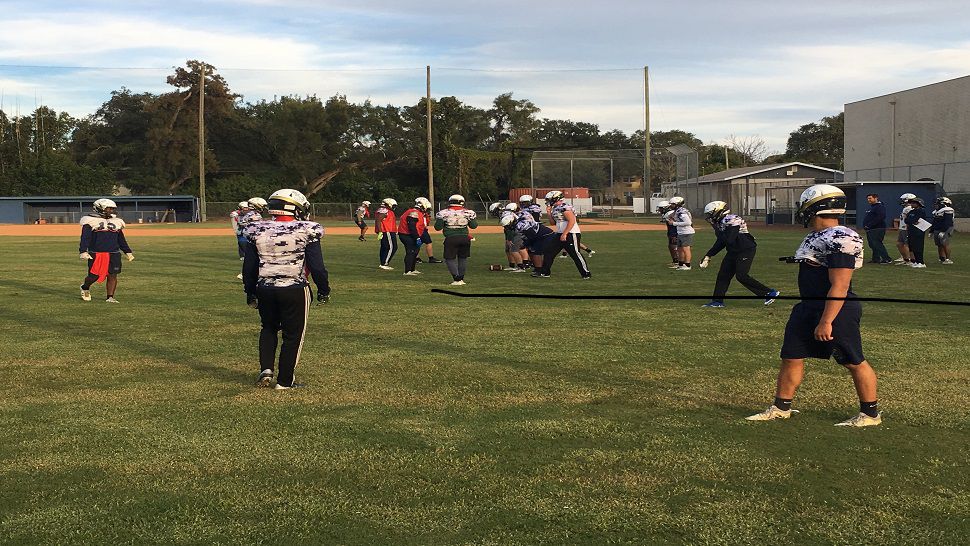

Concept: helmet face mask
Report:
left=93, top=198, right=117, bottom=219
left=796, top=184, right=846, bottom=227
left=936, top=196, right=952, bottom=208
left=267, top=189, right=310, bottom=220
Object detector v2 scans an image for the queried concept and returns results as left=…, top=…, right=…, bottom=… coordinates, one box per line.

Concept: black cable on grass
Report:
left=431, top=289, right=970, bottom=307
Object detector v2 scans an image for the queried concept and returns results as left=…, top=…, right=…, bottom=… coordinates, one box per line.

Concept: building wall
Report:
left=845, top=75, right=970, bottom=190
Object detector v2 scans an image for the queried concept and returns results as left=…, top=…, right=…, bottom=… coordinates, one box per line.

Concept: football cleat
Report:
left=80, top=286, right=92, bottom=302
left=427, top=258, right=443, bottom=263
left=834, top=412, right=882, bottom=427
left=745, top=405, right=797, bottom=421
left=403, top=271, right=422, bottom=276
left=764, top=289, right=780, bottom=306
left=105, top=297, right=120, bottom=303
left=702, top=301, right=726, bottom=308
left=274, top=382, right=306, bottom=390
left=236, top=273, right=243, bottom=279
left=676, top=265, right=692, bottom=270
left=378, top=265, right=394, bottom=270
left=449, top=280, right=466, bottom=286
left=256, top=369, right=274, bottom=387
left=942, top=259, right=954, bottom=264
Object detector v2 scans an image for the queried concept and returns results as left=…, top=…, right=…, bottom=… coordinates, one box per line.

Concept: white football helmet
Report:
left=414, top=197, right=432, bottom=212
left=488, top=202, right=503, bottom=214
left=544, top=190, right=564, bottom=204
left=656, top=200, right=670, bottom=213
left=501, top=213, right=517, bottom=227
left=248, top=197, right=268, bottom=212
left=381, top=198, right=398, bottom=209
left=267, top=189, right=310, bottom=220
left=899, top=193, right=916, bottom=205
left=936, top=196, right=952, bottom=207
left=703, top=201, right=730, bottom=223
left=448, top=194, right=465, bottom=205
left=361, top=200, right=371, bottom=207
left=504, top=202, right=519, bottom=212
left=238, top=201, right=250, bottom=209
left=92, top=198, right=117, bottom=219
left=669, top=196, right=685, bottom=207
left=796, top=184, right=846, bottom=226
left=519, top=195, right=535, bottom=204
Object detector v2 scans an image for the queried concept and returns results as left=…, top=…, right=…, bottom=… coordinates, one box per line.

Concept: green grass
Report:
left=1, top=229, right=968, bottom=544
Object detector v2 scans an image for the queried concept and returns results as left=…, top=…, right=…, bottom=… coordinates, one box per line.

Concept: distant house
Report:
left=660, top=162, right=843, bottom=217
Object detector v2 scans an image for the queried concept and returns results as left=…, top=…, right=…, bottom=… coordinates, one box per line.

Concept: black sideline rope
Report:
left=431, top=289, right=970, bottom=307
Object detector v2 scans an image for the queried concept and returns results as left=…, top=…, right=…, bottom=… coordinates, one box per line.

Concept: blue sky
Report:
left=2, top=0, right=969, bottom=152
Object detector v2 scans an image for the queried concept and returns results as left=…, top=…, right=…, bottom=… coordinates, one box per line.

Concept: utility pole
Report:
left=725, top=143, right=730, bottom=171
left=643, top=66, right=651, bottom=201
left=198, top=65, right=207, bottom=222
left=426, top=66, right=434, bottom=205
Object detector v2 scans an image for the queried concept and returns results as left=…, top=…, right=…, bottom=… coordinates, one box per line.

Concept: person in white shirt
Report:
left=668, top=196, right=695, bottom=270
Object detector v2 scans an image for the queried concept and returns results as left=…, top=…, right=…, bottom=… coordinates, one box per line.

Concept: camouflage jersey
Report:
left=354, top=206, right=369, bottom=223
left=242, top=220, right=330, bottom=294
left=793, top=225, right=863, bottom=310
left=550, top=201, right=580, bottom=234
left=514, top=210, right=554, bottom=241
left=670, top=207, right=695, bottom=235
left=434, top=206, right=478, bottom=237
left=706, top=214, right=756, bottom=256
left=236, top=210, right=262, bottom=236
left=523, top=204, right=542, bottom=222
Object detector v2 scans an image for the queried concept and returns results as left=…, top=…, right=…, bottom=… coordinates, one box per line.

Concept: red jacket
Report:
left=397, top=207, right=427, bottom=235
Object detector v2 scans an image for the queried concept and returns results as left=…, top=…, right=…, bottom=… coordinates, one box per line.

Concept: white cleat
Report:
left=105, top=297, right=120, bottom=304
left=255, top=369, right=273, bottom=387
left=450, top=280, right=466, bottom=286
left=236, top=273, right=243, bottom=279
left=910, top=262, right=927, bottom=268
left=834, top=412, right=882, bottom=427
left=378, top=265, right=394, bottom=270
left=941, top=259, right=954, bottom=264
left=403, top=271, right=422, bottom=276
left=80, top=286, right=92, bottom=302
left=745, top=405, right=797, bottom=421
left=676, top=265, right=692, bottom=270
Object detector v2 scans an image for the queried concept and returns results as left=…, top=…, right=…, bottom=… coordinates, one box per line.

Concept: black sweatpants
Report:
left=712, top=248, right=770, bottom=303
left=865, top=228, right=891, bottom=263
left=400, top=233, right=420, bottom=272
left=379, top=232, right=398, bottom=266
left=256, top=285, right=310, bottom=387
left=540, top=232, right=590, bottom=277
left=907, top=227, right=925, bottom=264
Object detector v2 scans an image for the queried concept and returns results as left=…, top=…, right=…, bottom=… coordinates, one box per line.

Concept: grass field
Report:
left=1, top=228, right=968, bottom=544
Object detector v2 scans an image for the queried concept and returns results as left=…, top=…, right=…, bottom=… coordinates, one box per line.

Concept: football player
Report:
left=434, top=194, right=478, bottom=285
left=375, top=198, right=398, bottom=270
left=658, top=200, right=679, bottom=268
left=354, top=200, right=371, bottom=241
left=504, top=208, right=557, bottom=277
left=78, top=198, right=134, bottom=303
left=535, top=191, right=590, bottom=279
left=398, top=197, right=431, bottom=276
left=668, top=196, right=694, bottom=270
left=931, top=196, right=955, bottom=264
left=230, top=200, right=250, bottom=260
left=894, top=193, right=916, bottom=264
left=698, top=201, right=779, bottom=308
left=243, top=189, right=330, bottom=390
left=747, top=184, right=880, bottom=427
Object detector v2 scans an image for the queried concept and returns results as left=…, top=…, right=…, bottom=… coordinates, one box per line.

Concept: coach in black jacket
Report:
left=863, top=194, right=891, bottom=264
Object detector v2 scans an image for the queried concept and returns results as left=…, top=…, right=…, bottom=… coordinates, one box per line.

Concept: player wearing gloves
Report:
left=374, top=198, right=398, bottom=270
left=747, top=184, right=881, bottom=427
left=243, top=189, right=330, bottom=390
left=535, top=191, right=590, bottom=279
left=398, top=198, right=431, bottom=275
left=504, top=209, right=556, bottom=276
left=931, top=196, right=955, bottom=264
left=699, top=201, right=779, bottom=308
left=434, top=194, right=478, bottom=285
left=79, top=198, right=134, bottom=303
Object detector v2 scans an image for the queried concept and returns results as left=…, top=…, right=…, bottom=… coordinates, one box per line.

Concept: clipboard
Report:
left=914, top=218, right=932, bottom=232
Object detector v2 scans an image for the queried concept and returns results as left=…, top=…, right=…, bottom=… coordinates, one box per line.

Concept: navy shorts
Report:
left=420, top=230, right=432, bottom=244
left=780, top=303, right=865, bottom=365
left=354, top=219, right=366, bottom=229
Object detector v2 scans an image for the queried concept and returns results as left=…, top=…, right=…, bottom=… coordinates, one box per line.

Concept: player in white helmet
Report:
left=698, top=201, right=779, bottom=308
left=375, top=198, right=399, bottom=269
left=230, top=200, right=250, bottom=260
left=894, top=193, right=916, bottom=264
left=533, top=190, right=590, bottom=279
left=354, top=200, right=371, bottom=241
left=668, top=196, right=694, bottom=270
left=931, top=196, right=955, bottom=264
left=78, top=198, right=134, bottom=303
left=747, top=184, right=881, bottom=427
left=657, top=200, right=679, bottom=267
left=434, top=194, right=478, bottom=285
left=903, top=195, right=930, bottom=268
left=413, top=197, right=442, bottom=264
left=243, top=188, right=330, bottom=390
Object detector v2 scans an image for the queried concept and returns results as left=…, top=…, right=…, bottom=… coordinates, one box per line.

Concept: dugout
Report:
left=764, top=181, right=941, bottom=227
left=0, top=195, right=199, bottom=224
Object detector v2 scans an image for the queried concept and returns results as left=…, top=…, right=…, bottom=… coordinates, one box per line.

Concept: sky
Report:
left=2, top=0, right=969, bottom=153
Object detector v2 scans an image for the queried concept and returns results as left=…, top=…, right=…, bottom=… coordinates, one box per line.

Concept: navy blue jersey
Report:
left=931, top=206, right=955, bottom=231
left=79, top=215, right=132, bottom=254
left=706, top=214, right=756, bottom=256
left=904, top=207, right=928, bottom=230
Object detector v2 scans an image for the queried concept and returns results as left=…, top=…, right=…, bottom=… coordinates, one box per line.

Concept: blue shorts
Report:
left=780, top=303, right=865, bottom=365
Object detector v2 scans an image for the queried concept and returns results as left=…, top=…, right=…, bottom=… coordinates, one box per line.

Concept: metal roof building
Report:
left=0, top=195, right=199, bottom=224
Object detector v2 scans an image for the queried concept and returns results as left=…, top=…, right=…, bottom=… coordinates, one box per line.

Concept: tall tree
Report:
left=488, top=93, right=540, bottom=149
left=785, top=112, right=844, bottom=169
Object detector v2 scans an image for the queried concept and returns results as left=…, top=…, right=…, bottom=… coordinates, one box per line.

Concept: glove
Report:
left=79, top=252, right=92, bottom=260
left=376, top=232, right=384, bottom=240
left=317, top=292, right=330, bottom=305
left=247, top=294, right=258, bottom=309
left=699, top=256, right=710, bottom=269
left=125, top=253, right=135, bottom=262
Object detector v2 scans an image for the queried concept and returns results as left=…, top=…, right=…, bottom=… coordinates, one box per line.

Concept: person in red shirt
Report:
left=398, top=197, right=432, bottom=275
left=375, top=198, right=398, bottom=270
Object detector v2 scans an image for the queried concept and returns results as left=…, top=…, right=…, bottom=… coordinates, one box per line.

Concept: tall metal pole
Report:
left=426, top=66, right=434, bottom=204
left=198, top=65, right=207, bottom=222
left=643, top=66, right=651, bottom=200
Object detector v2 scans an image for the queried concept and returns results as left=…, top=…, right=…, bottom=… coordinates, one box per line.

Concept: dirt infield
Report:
left=0, top=221, right=666, bottom=237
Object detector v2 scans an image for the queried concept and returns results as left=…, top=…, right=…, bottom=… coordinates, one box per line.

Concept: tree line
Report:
left=0, top=60, right=844, bottom=202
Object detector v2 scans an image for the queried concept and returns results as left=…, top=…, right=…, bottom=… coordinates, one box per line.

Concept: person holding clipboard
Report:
left=904, top=197, right=932, bottom=268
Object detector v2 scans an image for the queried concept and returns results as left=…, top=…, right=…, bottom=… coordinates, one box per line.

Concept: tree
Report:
left=488, top=93, right=540, bottom=149
left=784, top=112, right=844, bottom=169
left=72, top=88, right=156, bottom=189
left=726, top=134, right=771, bottom=166
left=146, top=60, right=239, bottom=193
